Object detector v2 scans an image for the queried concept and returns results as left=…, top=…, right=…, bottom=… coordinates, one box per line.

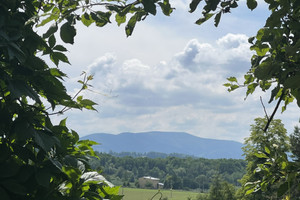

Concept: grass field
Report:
left=119, top=187, right=203, bottom=200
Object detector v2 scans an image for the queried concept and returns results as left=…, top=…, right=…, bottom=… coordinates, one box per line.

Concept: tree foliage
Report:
left=0, top=0, right=173, bottom=199
left=187, top=0, right=300, bottom=129
left=91, top=153, right=246, bottom=190
left=290, top=122, right=300, bottom=161
left=237, top=118, right=291, bottom=199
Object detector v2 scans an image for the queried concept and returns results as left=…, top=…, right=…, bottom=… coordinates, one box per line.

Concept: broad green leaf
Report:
left=81, top=172, right=112, bottom=186
left=247, top=0, right=257, bottom=10
left=251, top=44, right=269, bottom=56
left=142, top=0, right=157, bottom=15
left=60, top=22, right=76, bottom=44
left=227, top=77, right=238, bottom=82
left=115, top=13, right=126, bottom=26
left=291, top=89, right=300, bottom=107
left=244, top=74, right=254, bottom=84
left=283, top=73, right=300, bottom=89
left=264, top=146, right=270, bottom=154
left=126, top=14, right=137, bottom=37
left=62, top=166, right=81, bottom=182
left=7, top=80, right=41, bottom=103
left=228, top=84, right=239, bottom=92
left=59, top=118, right=67, bottom=127
left=254, top=60, right=273, bottom=80
left=34, top=131, right=59, bottom=152
left=43, top=23, right=58, bottom=38
left=195, top=13, right=214, bottom=25
left=245, top=187, right=255, bottom=195
left=53, top=45, right=68, bottom=52
left=51, top=51, right=70, bottom=66
left=214, top=11, right=222, bottom=27
left=158, top=0, right=173, bottom=16
left=48, top=34, right=56, bottom=48
left=246, top=83, right=258, bottom=97
left=49, top=68, right=67, bottom=78
left=254, top=152, right=268, bottom=158
left=81, top=13, right=94, bottom=27
left=189, top=0, right=202, bottom=13
left=79, top=99, right=97, bottom=110
left=7, top=42, right=26, bottom=63
left=38, top=7, right=60, bottom=27
left=256, top=28, right=265, bottom=41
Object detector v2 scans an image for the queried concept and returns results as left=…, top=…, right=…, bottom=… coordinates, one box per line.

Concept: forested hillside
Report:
left=82, top=132, right=243, bottom=159
left=90, top=153, right=246, bottom=190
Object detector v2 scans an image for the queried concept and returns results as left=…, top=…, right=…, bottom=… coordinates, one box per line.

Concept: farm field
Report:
left=119, top=187, right=203, bottom=200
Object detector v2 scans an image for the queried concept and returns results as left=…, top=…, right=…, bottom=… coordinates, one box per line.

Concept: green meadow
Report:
left=119, top=187, right=203, bottom=200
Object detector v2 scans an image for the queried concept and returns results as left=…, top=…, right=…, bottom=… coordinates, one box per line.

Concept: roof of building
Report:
left=141, top=176, right=160, bottom=181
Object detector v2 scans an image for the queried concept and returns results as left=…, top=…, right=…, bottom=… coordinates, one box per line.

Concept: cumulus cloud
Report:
left=58, top=33, right=297, bottom=142
left=174, top=33, right=251, bottom=74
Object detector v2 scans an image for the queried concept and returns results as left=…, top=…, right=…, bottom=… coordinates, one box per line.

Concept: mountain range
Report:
left=81, top=131, right=244, bottom=159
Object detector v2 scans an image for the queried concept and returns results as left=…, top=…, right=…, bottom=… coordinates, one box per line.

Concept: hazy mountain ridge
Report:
left=81, top=131, right=244, bottom=159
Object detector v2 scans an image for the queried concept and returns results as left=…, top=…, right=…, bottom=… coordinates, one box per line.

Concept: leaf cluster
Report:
left=222, top=0, right=300, bottom=116
left=2, top=0, right=178, bottom=199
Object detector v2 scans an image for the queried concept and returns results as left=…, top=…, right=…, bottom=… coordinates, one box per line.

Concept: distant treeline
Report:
left=107, top=151, right=198, bottom=159
left=90, top=152, right=246, bottom=190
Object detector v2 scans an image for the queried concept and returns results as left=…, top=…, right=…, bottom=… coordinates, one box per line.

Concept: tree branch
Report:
left=260, top=96, right=269, bottom=121
left=263, top=90, right=285, bottom=132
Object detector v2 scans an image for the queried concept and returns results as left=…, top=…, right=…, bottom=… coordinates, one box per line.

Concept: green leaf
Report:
left=254, top=60, right=273, bottom=80
left=53, top=45, right=68, bottom=52
left=38, top=7, right=60, bottom=27
left=81, top=13, right=94, bottom=27
left=34, top=131, right=59, bottom=152
left=7, top=80, right=41, bottom=103
left=43, top=23, right=58, bottom=38
left=247, top=0, right=257, bottom=10
left=227, top=77, right=238, bottom=82
left=246, top=83, right=258, bottom=97
left=125, top=14, right=137, bottom=37
left=264, top=146, right=270, bottom=154
left=195, top=13, right=214, bottom=25
left=158, top=0, right=173, bottom=16
left=142, top=0, right=157, bottom=15
left=79, top=99, right=97, bottom=110
left=115, top=14, right=126, bottom=26
left=251, top=44, right=269, bottom=56
left=51, top=52, right=70, bottom=66
left=62, top=166, right=81, bottom=182
left=228, top=84, right=239, bottom=92
left=189, top=0, right=202, bottom=13
left=283, top=73, right=300, bottom=89
left=48, top=34, right=56, bottom=48
left=254, top=152, right=268, bottom=158
left=214, top=11, right=222, bottom=27
left=60, top=22, right=76, bottom=44
left=50, top=68, right=67, bottom=78
left=90, top=11, right=111, bottom=27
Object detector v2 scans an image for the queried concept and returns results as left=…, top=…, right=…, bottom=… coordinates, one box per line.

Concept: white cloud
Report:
left=51, top=4, right=298, bottom=143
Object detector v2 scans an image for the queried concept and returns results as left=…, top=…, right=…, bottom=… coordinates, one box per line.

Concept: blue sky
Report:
left=51, top=0, right=299, bottom=142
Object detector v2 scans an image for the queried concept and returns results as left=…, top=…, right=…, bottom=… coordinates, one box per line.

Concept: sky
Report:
left=50, top=0, right=299, bottom=142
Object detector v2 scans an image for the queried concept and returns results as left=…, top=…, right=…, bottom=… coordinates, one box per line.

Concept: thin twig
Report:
left=260, top=96, right=269, bottom=120
left=263, top=90, right=285, bottom=132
